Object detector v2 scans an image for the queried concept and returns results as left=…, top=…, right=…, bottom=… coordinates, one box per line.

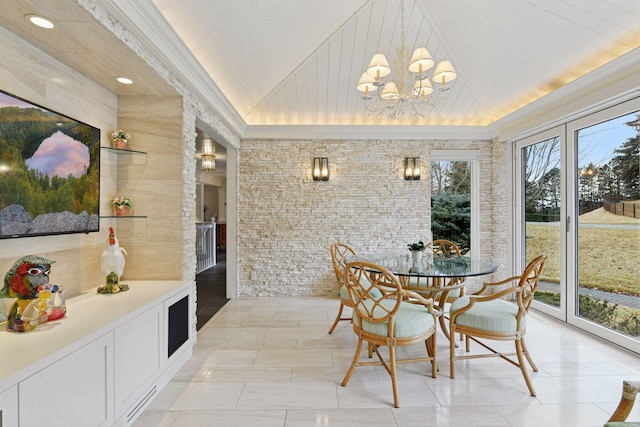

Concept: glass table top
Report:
left=346, top=250, right=498, bottom=278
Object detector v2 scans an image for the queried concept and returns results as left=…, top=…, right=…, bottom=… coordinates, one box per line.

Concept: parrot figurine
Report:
left=1, top=255, right=55, bottom=300
left=98, top=226, right=129, bottom=294
left=1, top=255, right=57, bottom=332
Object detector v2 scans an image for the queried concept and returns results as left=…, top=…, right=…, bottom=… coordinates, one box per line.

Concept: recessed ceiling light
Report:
left=25, top=14, right=55, bottom=29
left=116, top=77, right=133, bottom=85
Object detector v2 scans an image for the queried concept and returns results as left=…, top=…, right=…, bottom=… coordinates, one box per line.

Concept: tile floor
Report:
left=133, top=297, right=640, bottom=427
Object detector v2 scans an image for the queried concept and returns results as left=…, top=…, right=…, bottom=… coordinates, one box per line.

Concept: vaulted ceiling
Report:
left=150, top=0, right=640, bottom=127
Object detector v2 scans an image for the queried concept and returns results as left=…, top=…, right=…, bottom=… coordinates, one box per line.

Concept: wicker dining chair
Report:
left=605, top=380, right=640, bottom=426
left=431, top=239, right=462, bottom=258
left=431, top=241, right=463, bottom=298
left=397, top=269, right=466, bottom=343
left=449, top=254, right=546, bottom=396
left=406, top=239, right=465, bottom=342
left=327, top=242, right=359, bottom=334
left=341, top=260, right=438, bottom=408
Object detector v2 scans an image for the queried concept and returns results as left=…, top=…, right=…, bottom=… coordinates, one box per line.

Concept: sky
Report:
left=0, top=91, right=44, bottom=109
left=577, top=111, right=638, bottom=168
left=25, top=131, right=90, bottom=179
left=1, top=91, right=90, bottom=180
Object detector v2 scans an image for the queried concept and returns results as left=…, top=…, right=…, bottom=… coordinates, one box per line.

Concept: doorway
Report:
left=194, top=127, right=230, bottom=328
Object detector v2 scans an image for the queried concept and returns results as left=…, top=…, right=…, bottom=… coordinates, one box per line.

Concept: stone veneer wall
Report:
left=238, top=137, right=507, bottom=296
left=489, top=138, right=509, bottom=276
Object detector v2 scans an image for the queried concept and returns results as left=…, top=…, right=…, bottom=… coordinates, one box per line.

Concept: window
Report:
left=430, top=151, right=479, bottom=257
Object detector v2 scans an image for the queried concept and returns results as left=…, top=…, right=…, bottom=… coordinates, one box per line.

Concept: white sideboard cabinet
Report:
left=0, top=280, right=195, bottom=427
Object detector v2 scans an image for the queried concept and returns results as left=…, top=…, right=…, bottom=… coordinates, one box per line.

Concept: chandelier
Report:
left=356, top=0, right=457, bottom=120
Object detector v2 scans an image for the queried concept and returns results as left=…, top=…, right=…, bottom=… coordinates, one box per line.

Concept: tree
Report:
left=611, top=126, right=639, bottom=200
left=525, top=137, right=560, bottom=207
left=430, top=161, right=470, bottom=196
left=596, top=164, right=619, bottom=202
left=449, top=161, right=471, bottom=194
left=430, top=160, right=472, bottom=253
left=540, top=167, right=561, bottom=218
left=431, top=161, right=446, bottom=195
left=431, top=193, right=471, bottom=254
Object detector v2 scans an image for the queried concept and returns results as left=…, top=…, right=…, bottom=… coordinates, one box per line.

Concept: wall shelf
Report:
left=101, top=146, right=147, bottom=155
left=100, top=215, right=147, bottom=219
left=101, top=145, right=147, bottom=220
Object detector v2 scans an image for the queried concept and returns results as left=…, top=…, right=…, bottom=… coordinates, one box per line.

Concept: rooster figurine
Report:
left=98, top=226, right=129, bottom=294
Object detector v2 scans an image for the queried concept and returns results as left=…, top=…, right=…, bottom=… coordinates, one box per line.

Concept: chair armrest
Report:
left=452, top=286, right=524, bottom=317
left=402, top=290, right=438, bottom=318
left=472, top=275, right=521, bottom=295
left=607, top=380, right=640, bottom=423
left=435, top=280, right=467, bottom=306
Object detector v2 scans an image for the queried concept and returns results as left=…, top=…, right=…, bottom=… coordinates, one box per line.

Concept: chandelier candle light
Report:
left=356, top=0, right=457, bottom=119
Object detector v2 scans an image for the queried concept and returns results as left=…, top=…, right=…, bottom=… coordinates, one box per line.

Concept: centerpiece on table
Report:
left=407, top=241, right=426, bottom=261
left=111, top=195, right=132, bottom=217
left=111, top=129, right=131, bottom=150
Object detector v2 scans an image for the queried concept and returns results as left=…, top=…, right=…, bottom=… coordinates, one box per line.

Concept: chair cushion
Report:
left=339, top=284, right=351, bottom=302
left=354, top=299, right=435, bottom=338
left=447, top=288, right=462, bottom=298
left=340, top=276, right=382, bottom=303
left=449, top=296, right=524, bottom=333
left=604, top=423, right=640, bottom=427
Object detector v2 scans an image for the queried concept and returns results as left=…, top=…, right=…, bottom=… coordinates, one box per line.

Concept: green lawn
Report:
left=526, top=222, right=640, bottom=296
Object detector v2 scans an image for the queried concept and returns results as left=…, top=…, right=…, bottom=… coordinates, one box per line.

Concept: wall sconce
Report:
left=313, top=157, right=329, bottom=181
left=404, top=157, right=421, bottom=180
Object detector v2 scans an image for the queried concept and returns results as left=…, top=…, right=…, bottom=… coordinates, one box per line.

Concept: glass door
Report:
left=515, top=98, right=639, bottom=353
left=567, top=104, right=640, bottom=352
left=515, top=127, right=565, bottom=319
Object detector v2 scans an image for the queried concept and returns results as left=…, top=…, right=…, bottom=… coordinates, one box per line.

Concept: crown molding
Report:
left=243, top=125, right=494, bottom=140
